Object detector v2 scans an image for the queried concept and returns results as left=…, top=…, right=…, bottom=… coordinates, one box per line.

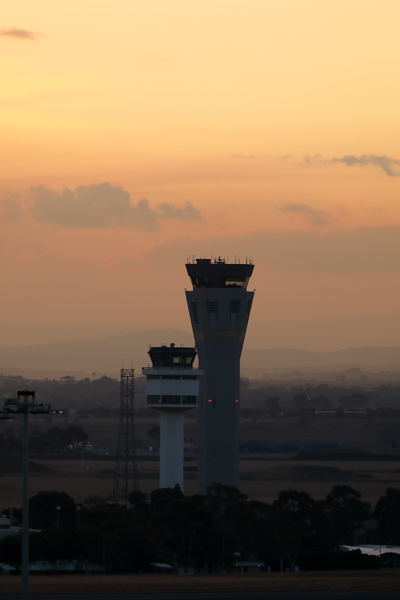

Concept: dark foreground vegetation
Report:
left=1, top=484, right=400, bottom=574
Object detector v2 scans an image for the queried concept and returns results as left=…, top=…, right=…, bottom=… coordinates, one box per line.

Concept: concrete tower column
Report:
left=185, top=258, right=255, bottom=493
left=159, top=409, right=185, bottom=489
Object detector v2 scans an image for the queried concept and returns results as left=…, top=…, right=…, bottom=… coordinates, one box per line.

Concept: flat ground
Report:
left=1, top=415, right=400, bottom=507
left=1, top=456, right=400, bottom=507
left=1, top=572, right=400, bottom=596
left=5, top=413, right=398, bottom=453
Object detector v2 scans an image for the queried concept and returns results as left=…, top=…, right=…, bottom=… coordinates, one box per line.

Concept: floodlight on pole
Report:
left=3, top=391, right=61, bottom=600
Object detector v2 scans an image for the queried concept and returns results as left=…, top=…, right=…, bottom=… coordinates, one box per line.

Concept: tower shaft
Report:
left=185, top=258, right=254, bottom=493
left=159, top=409, right=185, bottom=489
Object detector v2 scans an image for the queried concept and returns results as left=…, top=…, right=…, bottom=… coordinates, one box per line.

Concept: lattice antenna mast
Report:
left=113, top=369, right=139, bottom=504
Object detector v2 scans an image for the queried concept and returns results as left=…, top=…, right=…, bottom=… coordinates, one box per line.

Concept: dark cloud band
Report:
left=331, top=154, right=400, bottom=177
left=144, top=225, right=400, bottom=273
left=26, top=183, right=200, bottom=230
left=0, top=28, right=40, bottom=40
left=278, top=202, right=330, bottom=227
left=157, top=201, right=200, bottom=222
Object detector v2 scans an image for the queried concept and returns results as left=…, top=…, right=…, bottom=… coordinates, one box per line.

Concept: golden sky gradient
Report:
left=1, top=1, right=400, bottom=351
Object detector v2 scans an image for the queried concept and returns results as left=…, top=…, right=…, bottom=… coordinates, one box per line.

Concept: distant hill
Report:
left=0, top=329, right=194, bottom=379
left=242, top=346, right=400, bottom=370
left=0, top=329, right=399, bottom=380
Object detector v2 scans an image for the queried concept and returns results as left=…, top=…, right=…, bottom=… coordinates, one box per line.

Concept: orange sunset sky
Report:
left=1, top=0, right=400, bottom=351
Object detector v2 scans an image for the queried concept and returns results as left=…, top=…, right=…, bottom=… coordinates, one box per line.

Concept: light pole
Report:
left=222, top=530, right=226, bottom=573
left=56, top=505, right=61, bottom=531
left=76, top=505, right=81, bottom=530
left=3, top=390, right=61, bottom=600
left=102, top=534, right=106, bottom=575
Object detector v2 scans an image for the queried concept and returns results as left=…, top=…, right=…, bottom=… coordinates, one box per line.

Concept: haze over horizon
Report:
left=1, top=1, right=399, bottom=352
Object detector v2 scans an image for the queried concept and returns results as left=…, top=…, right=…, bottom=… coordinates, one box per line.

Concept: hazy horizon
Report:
left=1, top=328, right=400, bottom=383
left=1, top=325, right=400, bottom=353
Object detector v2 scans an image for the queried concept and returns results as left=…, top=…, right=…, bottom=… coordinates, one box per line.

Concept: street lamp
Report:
left=56, top=505, right=61, bottom=531
left=3, top=390, right=61, bottom=600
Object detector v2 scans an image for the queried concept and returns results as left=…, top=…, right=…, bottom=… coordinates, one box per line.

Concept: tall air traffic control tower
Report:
left=185, top=257, right=254, bottom=492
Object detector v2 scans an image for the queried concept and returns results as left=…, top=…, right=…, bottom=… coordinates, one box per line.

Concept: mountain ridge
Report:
left=0, top=329, right=399, bottom=379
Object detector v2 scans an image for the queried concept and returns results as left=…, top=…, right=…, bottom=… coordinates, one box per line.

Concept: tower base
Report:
left=159, top=409, right=185, bottom=490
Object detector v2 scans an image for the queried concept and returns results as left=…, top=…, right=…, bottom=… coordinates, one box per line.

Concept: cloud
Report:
left=278, top=202, right=330, bottom=227
left=30, top=183, right=158, bottom=230
left=144, top=226, right=400, bottom=273
left=305, top=154, right=322, bottom=165
left=230, top=154, right=256, bottom=159
left=0, top=28, right=40, bottom=40
left=0, top=194, right=24, bottom=223
left=157, top=201, right=201, bottom=222
left=331, top=154, right=400, bottom=177
left=28, top=183, right=201, bottom=230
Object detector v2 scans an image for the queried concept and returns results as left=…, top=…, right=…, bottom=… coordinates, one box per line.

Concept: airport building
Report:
left=185, top=257, right=255, bottom=492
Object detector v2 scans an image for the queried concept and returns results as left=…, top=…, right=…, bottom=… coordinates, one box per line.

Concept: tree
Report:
left=147, top=426, right=160, bottom=441
left=323, top=485, right=371, bottom=544
left=29, top=491, right=76, bottom=529
left=0, top=532, right=22, bottom=572
left=265, top=397, right=280, bottom=411
left=152, top=498, right=214, bottom=572
left=293, top=393, right=307, bottom=408
left=232, top=499, right=273, bottom=563
left=29, top=425, right=88, bottom=452
left=352, top=393, right=366, bottom=409
left=336, top=406, right=345, bottom=418
left=273, top=490, right=316, bottom=528
left=150, top=484, right=183, bottom=507
left=265, top=514, right=304, bottom=572
left=206, top=484, right=248, bottom=571
left=309, top=395, right=332, bottom=410
left=128, top=490, right=148, bottom=510
left=103, top=522, right=155, bottom=573
left=375, top=487, right=400, bottom=545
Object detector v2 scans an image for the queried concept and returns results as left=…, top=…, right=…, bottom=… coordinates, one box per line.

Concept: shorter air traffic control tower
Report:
left=142, top=344, right=202, bottom=490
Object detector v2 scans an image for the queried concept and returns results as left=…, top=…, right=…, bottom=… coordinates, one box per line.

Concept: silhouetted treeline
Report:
left=2, top=484, right=400, bottom=574
left=239, top=406, right=400, bottom=421
left=0, top=425, right=89, bottom=455
left=240, top=378, right=400, bottom=413
left=0, top=375, right=122, bottom=413
left=1, top=375, right=399, bottom=416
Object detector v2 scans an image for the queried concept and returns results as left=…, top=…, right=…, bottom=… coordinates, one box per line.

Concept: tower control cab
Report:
left=143, top=344, right=202, bottom=409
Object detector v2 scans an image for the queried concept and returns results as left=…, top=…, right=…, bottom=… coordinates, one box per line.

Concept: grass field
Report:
left=1, top=456, right=400, bottom=508
left=1, top=414, right=400, bottom=508
left=3, top=413, right=398, bottom=453
left=1, top=571, right=400, bottom=595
